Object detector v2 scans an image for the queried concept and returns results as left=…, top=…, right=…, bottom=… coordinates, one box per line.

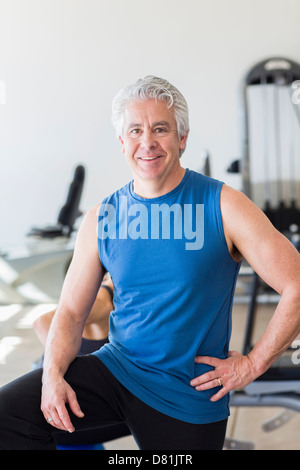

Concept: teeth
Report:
left=141, top=156, right=159, bottom=160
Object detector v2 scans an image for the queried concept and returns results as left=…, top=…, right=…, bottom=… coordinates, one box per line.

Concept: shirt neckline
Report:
left=129, top=168, right=191, bottom=203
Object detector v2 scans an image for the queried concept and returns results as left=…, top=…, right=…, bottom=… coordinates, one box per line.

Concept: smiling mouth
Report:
left=138, top=155, right=163, bottom=161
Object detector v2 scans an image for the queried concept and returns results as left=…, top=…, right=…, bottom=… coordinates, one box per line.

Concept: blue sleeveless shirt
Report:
left=93, top=169, right=240, bottom=424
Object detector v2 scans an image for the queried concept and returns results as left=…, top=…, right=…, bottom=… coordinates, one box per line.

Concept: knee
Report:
left=0, top=371, right=52, bottom=450
left=0, top=369, right=43, bottom=418
left=0, top=379, right=14, bottom=409
left=0, top=378, right=23, bottom=418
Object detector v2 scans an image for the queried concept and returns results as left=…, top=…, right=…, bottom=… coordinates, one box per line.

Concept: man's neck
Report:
left=132, top=167, right=186, bottom=199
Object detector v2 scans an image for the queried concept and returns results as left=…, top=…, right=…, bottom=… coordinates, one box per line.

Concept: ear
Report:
left=119, top=136, right=125, bottom=154
left=179, top=132, right=189, bottom=151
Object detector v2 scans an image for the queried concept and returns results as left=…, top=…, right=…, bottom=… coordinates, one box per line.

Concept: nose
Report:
left=140, top=129, right=158, bottom=152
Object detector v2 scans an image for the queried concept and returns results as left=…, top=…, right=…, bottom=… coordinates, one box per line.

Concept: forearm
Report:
left=42, top=308, right=84, bottom=382
left=248, top=286, right=300, bottom=377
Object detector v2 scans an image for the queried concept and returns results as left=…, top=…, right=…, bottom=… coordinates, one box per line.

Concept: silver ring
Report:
left=47, top=417, right=53, bottom=423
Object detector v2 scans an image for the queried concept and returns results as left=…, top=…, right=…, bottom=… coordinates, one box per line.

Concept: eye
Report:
left=154, top=128, right=167, bottom=134
left=130, top=128, right=141, bottom=135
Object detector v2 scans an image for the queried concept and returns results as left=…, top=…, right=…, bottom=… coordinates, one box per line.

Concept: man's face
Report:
left=119, top=99, right=188, bottom=195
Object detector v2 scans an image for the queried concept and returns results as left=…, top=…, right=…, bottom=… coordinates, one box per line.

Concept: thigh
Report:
left=0, top=367, right=55, bottom=449
left=54, top=355, right=127, bottom=431
left=0, top=355, right=126, bottom=450
left=89, top=361, right=228, bottom=450
left=54, top=423, right=130, bottom=446
left=124, top=393, right=228, bottom=450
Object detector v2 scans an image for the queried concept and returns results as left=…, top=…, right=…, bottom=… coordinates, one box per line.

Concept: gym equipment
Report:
left=227, top=57, right=300, bottom=449
left=241, top=57, right=300, bottom=239
left=28, top=164, right=85, bottom=239
left=0, top=165, right=85, bottom=304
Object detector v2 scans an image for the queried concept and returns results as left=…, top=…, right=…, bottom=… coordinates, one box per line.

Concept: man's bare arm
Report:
left=191, top=185, right=300, bottom=400
left=41, top=203, right=105, bottom=431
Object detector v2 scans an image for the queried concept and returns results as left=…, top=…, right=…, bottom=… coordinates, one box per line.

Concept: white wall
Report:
left=0, top=0, right=300, bottom=248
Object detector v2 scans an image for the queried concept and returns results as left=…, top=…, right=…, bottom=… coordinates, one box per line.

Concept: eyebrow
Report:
left=153, top=121, right=171, bottom=129
left=127, top=122, right=142, bottom=130
left=126, top=121, right=171, bottom=130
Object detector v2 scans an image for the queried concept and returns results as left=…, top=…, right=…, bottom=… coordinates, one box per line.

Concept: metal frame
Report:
left=227, top=58, right=300, bottom=448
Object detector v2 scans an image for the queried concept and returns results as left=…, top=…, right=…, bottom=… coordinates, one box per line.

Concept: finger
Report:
left=44, top=406, right=72, bottom=431
left=194, top=378, right=223, bottom=391
left=42, top=400, right=72, bottom=432
left=56, top=403, right=75, bottom=433
left=209, top=387, right=228, bottom=402
left=45, top=415, right=55, bottom=427
left=67, top=390, right=84, bottom=419
left=44, top=407, right=70, bottom=432
left=194, top=356, right=220, bottom=367
left=190, top=370, right=217, bottom=387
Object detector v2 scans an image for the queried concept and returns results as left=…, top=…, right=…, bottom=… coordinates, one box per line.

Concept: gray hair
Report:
left=111, top=76, right=189, bottom=140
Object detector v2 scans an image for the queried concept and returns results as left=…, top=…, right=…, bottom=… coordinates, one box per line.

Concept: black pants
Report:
left=0, top=355, right=227, bottom=450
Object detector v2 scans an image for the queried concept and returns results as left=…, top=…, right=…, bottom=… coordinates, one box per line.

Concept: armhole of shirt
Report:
left=97, top=201, right=105, bottom=270
left=215, top=182, right=239, bottom=266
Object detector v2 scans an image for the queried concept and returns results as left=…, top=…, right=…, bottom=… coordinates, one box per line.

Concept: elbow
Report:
left=32, top=316, right=42, bottom=334
left=32, top=312, right=53, bottom=345
left=282, top=279, right=300, bottom=299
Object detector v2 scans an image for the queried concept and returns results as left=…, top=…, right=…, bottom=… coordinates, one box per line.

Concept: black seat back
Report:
left=57, top=165, right=85, bottom=234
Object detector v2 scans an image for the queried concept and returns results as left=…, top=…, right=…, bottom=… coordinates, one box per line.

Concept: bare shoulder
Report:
left=83, top=203, right=102, bottom=221
left=220, top=184, right=256, bottom=212
left=78, top=203, right=101, bottom=232
left=219, top=184, right=259, bottom=263
left=220, top=184, right=300, bottom=292
left=73, top=203, right=102, bottom=256
left=220, top=184, right=272, bottom=234
left=219, top=184, right=283, bottom=264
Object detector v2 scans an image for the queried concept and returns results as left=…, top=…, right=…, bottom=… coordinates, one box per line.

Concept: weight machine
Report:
left=226, top=57, right=300, bottom=449
left=0, top=165, right=85, bottom=303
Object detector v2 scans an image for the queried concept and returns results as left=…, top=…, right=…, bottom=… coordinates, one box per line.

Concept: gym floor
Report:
left=1, top=299, right=300, bottom=450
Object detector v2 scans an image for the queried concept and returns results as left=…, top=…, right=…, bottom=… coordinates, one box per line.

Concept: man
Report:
left=1, top=76, right=300, bottom=450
